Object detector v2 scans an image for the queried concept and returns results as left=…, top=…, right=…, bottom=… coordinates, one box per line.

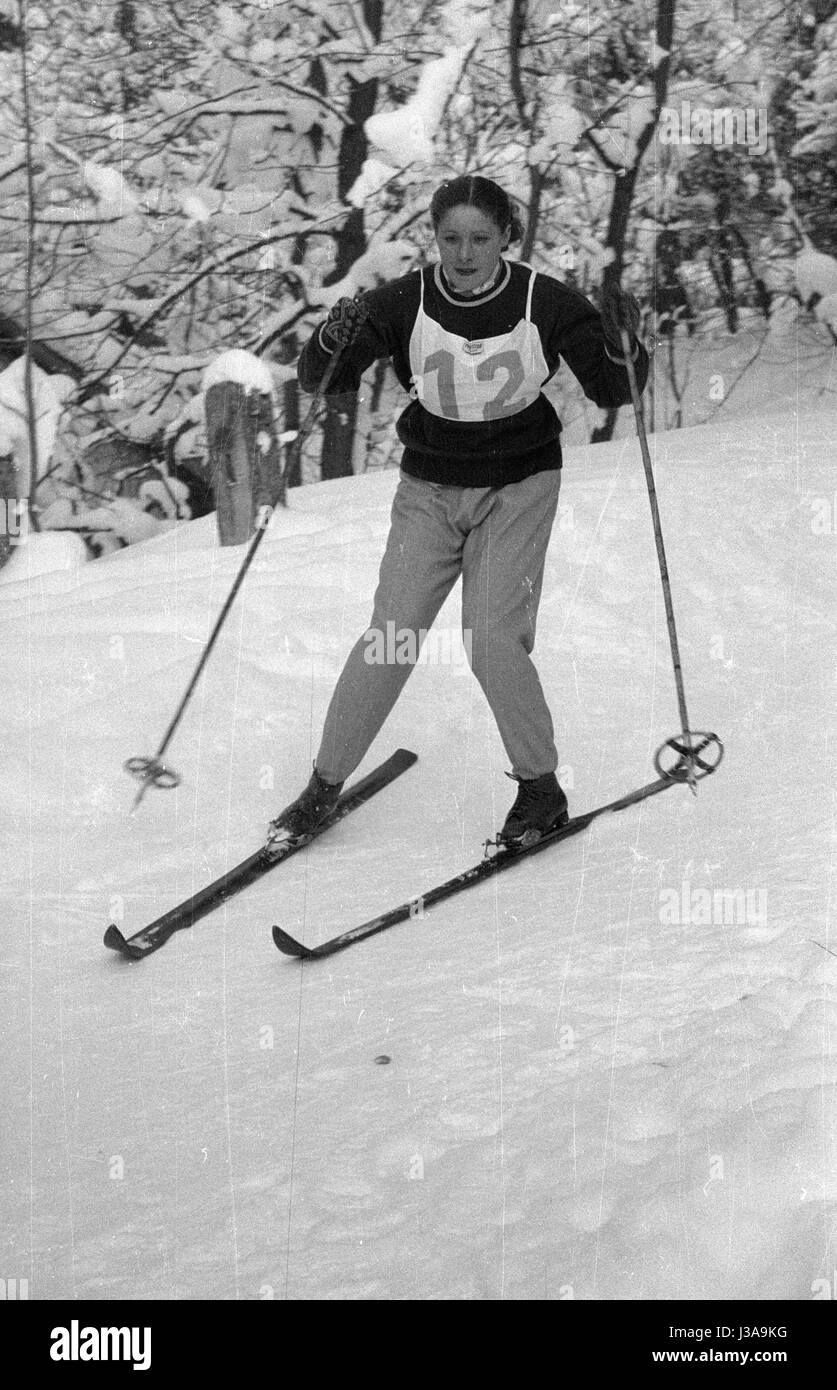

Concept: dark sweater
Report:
left=298, top=260, right=649, bottom=488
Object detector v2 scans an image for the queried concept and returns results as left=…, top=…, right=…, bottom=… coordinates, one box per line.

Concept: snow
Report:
left=814, top=292, right=837, bottom=332
left=249, top=38, right=277, bottom=65
left=36, top=497, right=177, bottom=547
left=179, top=192, right=214, bottom=224
left=529, top=82, right=586, bottom=163
left=311, top=240, right=417, bottom=306
left=440, top=0, right=492, bottom=47
left=0, top=406, right=836, bottom=1300
left=138, top=477, right=192, bottom=521
left=364, top=49, right=468, bottom=165
left=120, top=405, right=172, bottom=443
left=82, top=161, right=139, bottom=218
left=0, top=528, right=87, bottom=585
left=0, top=358, right=72, bottom=480
left=217, top=3, right=248, bottom=43
left=153, top=89, right=192, bottom=117
left=766, top=295, right=802, bottom=338
left=346, top=156, right=399, bottom=209
left=202, top=350, right=276, bottom=397
left=794, top=244, right=837, bottom=306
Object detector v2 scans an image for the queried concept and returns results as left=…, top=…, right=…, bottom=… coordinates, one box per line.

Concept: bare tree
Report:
left=16, top=0, right=40, bottom=529
left=319, top=0, right=384, bottom=481
left=590, top=0, right=676, bottom=443
left=508, top=0, right=544, bottom=262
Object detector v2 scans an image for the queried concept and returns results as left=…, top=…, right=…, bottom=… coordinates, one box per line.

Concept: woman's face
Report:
left=435, top=205, right=510, bottom=292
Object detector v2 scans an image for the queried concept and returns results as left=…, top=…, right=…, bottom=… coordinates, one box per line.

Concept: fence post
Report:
left=0, top=453, right=19, bottom=570
left=204, top=381, right=282, bottom=545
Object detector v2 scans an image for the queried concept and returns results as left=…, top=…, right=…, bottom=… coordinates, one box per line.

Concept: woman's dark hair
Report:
left=430, top=176, right=525, bottom=245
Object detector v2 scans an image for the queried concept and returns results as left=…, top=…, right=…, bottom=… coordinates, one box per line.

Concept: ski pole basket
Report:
left=653, top=731, right=724, bottom=782
left=124, top=755, right=181, bottom=791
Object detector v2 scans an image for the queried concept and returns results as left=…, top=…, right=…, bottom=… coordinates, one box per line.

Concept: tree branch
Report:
left=17, top=0, right=40, bottom=528
left=78, top=215, right=347, bottom=399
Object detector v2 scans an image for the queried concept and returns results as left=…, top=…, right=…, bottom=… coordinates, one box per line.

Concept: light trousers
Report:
left=316, top=467, right=561, bottom=784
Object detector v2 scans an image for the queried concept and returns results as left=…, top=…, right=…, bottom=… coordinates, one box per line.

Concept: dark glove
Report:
left=600, top=286, right=642, bottom=353
left=320, top=295, right=369, bottom=351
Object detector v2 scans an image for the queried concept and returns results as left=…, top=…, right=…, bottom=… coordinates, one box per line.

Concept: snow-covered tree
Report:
left=0, top=0, right=834, bottom=553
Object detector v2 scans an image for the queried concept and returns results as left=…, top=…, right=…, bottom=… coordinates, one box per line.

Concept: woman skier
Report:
left=268, top=174, right=648, bottom=850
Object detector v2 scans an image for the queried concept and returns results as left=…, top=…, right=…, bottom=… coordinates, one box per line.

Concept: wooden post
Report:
left=204, top=381, right=282, bottom=545
left=0, top=452, right=17, bottom=570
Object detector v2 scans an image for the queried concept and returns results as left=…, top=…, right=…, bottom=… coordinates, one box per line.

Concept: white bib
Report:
left=408, top=266, right=549, bottom=423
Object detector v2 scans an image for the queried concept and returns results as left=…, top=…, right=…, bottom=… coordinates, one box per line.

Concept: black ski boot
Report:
left=266, top=765, right=344, bottom=851
left=499, top=771, right=568, bottom=849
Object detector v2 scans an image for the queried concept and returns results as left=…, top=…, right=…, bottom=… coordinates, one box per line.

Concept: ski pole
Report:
left=619, top=326, right=702, bottom=790
left=125, top=324, right=358, bottom=812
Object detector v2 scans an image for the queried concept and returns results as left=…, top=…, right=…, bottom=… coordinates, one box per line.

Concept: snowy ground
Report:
left=1, top=406, right=836, bottom=1301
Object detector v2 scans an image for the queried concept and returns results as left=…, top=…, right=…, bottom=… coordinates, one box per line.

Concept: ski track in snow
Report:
left=1, top=409, right=835, bottom=1300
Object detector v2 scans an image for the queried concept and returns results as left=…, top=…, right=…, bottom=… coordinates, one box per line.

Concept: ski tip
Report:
left=103, top=923, right=128, bottom=952
left=392, top=747, right=418, bottom=769
left=271, top=925, right=313, bottom=959
left=103, top=924, right=144, bottom=959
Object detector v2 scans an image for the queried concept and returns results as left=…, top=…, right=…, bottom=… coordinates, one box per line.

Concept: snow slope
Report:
left=1, top=407, right=835, bottom=1301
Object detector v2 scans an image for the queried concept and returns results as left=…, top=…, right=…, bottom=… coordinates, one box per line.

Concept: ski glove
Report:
left=600, top=286, right=642, bottom=358
left=319, top=295, right=369, bottom=352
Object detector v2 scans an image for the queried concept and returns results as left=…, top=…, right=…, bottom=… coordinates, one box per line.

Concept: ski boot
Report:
left=498, top=771, right=569, bottom=850
left=266, top=765, right=344, bottom=853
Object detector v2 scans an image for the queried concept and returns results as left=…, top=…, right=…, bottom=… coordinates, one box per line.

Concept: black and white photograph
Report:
left=1, top=0, right=835, bottom=1338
